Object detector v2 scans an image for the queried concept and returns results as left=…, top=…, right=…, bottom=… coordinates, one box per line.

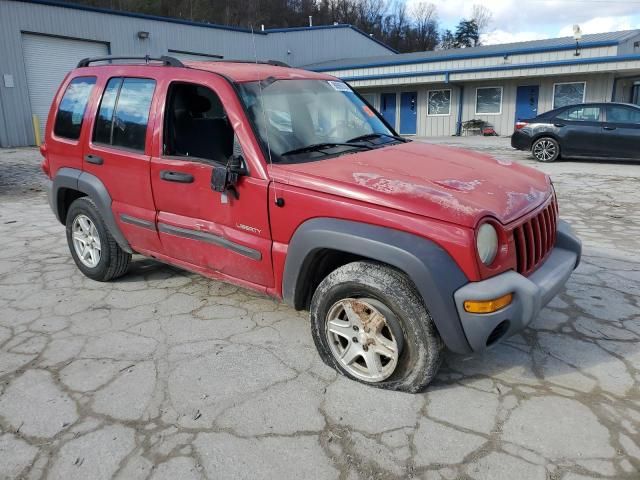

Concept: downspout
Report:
left=456, top=84, right=464, bottom=136
left=611, top=77, right=618, bottom=102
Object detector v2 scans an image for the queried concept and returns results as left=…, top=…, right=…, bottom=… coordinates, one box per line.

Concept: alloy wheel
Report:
left=325, top=298, right=403, bottom=382
left=533, top=139, right=557, bottom=161
left=71, top=214, right=102, bottom=268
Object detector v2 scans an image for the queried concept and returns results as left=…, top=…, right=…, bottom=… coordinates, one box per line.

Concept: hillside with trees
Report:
left=61, top=0, right=492, bottom=53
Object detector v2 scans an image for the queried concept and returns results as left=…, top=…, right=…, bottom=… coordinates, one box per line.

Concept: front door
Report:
left=149, top=72, right=273, bottom=290
left=380, top=93, right=396, bottom=129
left=515, top=85, right=539, bottom=122
left=399, top=92, right=417, bottom=135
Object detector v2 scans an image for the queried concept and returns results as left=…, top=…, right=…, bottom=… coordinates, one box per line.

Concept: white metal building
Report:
left=0, top=0, right=395, bottom=147
left=306, top=31, right=640, bottom=137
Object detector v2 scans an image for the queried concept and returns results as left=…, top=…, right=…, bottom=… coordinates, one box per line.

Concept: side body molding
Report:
left=50, top=167, right=132, bottom=253
left=282, top=218, right=472, bottom=354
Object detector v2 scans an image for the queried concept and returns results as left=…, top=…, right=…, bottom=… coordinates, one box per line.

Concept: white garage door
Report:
left=22, top=34, right=109, bottom=140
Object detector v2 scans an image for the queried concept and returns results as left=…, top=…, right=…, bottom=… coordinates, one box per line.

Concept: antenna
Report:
left=250, top=25, right=279, bottom=206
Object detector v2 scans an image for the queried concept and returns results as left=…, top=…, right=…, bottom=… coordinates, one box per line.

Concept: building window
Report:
left=553, top=82, right=585, bottom=108
left=93, top=77, right=156, bottom=151
left=475, top=87, right=502, bottom=115
left=427, top=89, right=451, bottom=116
left=53, top=77, right=96, bottom=140
left=360, top=93, right=377, bottom=109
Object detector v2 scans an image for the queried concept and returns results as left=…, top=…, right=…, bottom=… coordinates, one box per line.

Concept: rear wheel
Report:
left=310, top=261, right=443, bottom=393
left=66, top=197, right=131, bottom=281
left=531, top=137, right=560, bottom=162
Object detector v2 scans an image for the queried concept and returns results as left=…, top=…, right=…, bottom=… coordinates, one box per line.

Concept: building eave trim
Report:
left=334, top=54, right=640, bottom=82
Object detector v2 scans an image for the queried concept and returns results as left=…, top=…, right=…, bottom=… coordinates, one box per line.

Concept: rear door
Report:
left=603, top=105, right=640, bottom=159
left=83, top=73, right=162, bottom=253
left=149, top=71, right=273, bottom=290
left=553, top=105, right=604, bottom=157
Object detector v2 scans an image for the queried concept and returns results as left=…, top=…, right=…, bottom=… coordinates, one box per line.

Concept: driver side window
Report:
left=163, top=82, right=234, bottom=163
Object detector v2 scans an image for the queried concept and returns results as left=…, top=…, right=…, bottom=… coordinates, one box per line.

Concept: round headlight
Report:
left=476, top=223, right=498, bottom=265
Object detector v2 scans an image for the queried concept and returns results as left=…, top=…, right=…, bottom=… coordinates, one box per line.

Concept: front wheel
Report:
left=531, top=137, right=560, bottom=162
left=310, top=261, right=443, bottom=393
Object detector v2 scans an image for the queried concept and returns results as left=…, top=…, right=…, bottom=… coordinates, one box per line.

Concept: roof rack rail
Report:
left=195, top=58, right=290, bottom=67
left=76, top=55, right=184, bottom=68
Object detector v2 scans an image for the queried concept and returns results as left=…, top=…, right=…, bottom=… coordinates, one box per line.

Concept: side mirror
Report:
left=211, top=155, right=247, bottom=199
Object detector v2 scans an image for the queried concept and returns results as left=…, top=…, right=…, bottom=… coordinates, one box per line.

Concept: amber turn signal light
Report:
left=464, top=293, right=513, bottom=314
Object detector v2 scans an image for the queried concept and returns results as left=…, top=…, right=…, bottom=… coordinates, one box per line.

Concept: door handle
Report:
left=553, top=123, right=565, bottom=128
left=160, top=170, right=194, bottom=183
left=85, top=154, right=104, bottom=165
left=603, top=126, right=617, bottom=131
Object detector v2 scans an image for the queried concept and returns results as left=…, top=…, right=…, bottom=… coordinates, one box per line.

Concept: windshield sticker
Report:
left=328, top=81, right=351, bottom=92
left=362, top=105, right=375, bottom=117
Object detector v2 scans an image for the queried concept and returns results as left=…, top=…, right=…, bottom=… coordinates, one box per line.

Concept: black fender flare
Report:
left=49, top=167, right=132, bottom=253
left=282, top=218, right=473, bottom=354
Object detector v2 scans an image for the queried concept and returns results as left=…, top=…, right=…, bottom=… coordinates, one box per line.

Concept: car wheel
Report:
left=310, top=261, right=443, bottom=393
left=531, top=137, right=560, bottom=162
left=66, top=197, right=131, bottom=281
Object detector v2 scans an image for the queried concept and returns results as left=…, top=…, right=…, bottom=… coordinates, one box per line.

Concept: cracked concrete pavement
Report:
left=0, top=137, right=639, bottom=479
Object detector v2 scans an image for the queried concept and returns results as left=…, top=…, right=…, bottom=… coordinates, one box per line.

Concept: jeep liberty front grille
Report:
left=512, top=195, right=558, bottom=276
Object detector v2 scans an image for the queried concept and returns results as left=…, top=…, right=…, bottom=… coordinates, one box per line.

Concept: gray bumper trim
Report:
left=453, top=219, right=581, bottom=352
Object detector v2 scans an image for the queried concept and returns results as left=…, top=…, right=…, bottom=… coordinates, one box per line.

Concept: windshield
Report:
left=238, top=79, right=399, bottom=163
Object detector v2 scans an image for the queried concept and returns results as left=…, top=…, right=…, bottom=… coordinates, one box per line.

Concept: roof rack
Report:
left=77, top=55, right=184, bottom=68
left=194, top=59, right=290, bottom=68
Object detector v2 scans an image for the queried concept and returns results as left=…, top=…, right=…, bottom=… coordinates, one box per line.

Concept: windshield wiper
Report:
left=282, top=142, right=372, bottom=156
left=347, top=133, right=409, bottom=144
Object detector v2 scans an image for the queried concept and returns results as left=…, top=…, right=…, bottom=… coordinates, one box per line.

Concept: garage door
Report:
left=21, top=34, right=109, bottom=141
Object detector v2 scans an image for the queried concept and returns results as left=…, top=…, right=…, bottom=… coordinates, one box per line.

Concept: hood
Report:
left=272, top=141, right=551, bottom=228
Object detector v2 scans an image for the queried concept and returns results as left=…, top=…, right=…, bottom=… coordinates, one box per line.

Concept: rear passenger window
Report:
left=54, top=77, right=96, bottom=140
left=556, top=106, right=601, bottom=122
left=93, top=77, right=155, bottom=151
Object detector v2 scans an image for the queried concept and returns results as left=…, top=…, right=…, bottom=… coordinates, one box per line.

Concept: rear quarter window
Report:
left=53, top=77, right=96, bottom=140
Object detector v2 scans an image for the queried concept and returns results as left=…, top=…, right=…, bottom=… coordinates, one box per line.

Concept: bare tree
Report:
left=410, top=2, right=439, bottom=51
left=471, top=4, right=492, bottom=34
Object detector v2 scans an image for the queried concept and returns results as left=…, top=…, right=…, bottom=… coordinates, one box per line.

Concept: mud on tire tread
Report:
left=66, top=197, right=131, bottom=282
left=310, top=261, right=443, bottom=393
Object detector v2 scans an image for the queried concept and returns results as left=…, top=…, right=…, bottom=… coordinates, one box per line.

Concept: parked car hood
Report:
left=272, top=141, right=551, bottom=228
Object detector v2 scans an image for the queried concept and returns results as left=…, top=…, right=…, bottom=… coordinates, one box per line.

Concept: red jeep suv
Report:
left=42, top=56, right=581, bottom=392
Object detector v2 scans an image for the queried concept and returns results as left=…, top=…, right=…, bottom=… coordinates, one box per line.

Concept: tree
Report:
left=440, top=29, right=456, bottom=50
left=471, top=4, right=492, bottom=34
left=410, top=2, right=439, bottom=51
left=454, top=19, right=480, bottom=48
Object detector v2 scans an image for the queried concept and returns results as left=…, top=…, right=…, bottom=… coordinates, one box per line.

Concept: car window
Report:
left=556, top=106, right=601, bottom=122
left=163, top=82, right=235, bottom=163
left=93, top=77, right=156, bottom=151
left=607, top=105, right=640, bottom=124
left=53, top=77, right=96, bottom=140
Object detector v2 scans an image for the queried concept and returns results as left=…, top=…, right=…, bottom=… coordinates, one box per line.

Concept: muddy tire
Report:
left=66, top=197, right=131, bottom=282
left=310, top=261, right=443, bottom=393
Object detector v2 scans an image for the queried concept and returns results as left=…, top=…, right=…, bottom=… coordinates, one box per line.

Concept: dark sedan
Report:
left=511, top=102, right=640, bottom=162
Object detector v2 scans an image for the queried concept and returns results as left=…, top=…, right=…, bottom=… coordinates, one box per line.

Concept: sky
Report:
left=406, top=0, right=640, bottom=45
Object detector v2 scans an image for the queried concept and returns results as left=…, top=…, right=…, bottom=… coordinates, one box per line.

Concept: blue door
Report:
left=515, top=85, right=539, bottom=121
left=380, top=93, right=396, bottom=129
left=400, top=92, right=417, bottom=135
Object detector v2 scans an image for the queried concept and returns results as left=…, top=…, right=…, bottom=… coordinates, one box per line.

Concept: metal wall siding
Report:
left=0, top=0, right=390, bottom=146
left=356, top=73, right=616, bottom=137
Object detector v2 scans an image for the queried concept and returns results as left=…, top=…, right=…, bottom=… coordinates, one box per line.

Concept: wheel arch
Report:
left=50, top=168, right=132, bottom=253
left=282, top=218, right=473, bottom=354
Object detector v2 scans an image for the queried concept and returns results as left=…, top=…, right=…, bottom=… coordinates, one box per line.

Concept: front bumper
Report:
left=453, top=220, right=581, bottom=352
